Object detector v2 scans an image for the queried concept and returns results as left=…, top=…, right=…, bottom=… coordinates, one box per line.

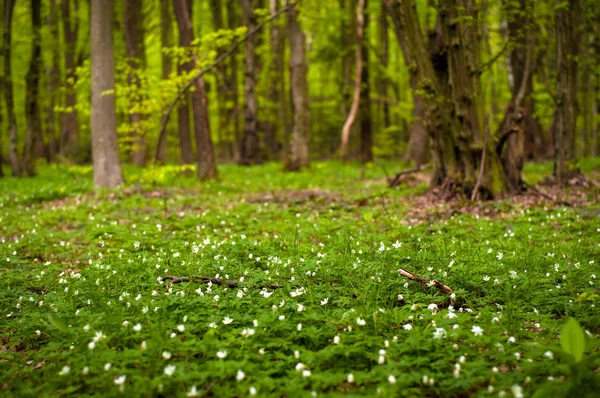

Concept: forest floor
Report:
left=1, top=159, right=599, bottom=397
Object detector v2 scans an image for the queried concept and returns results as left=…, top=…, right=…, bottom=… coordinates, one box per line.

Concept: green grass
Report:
left=0, top=160, right=599, bottom=397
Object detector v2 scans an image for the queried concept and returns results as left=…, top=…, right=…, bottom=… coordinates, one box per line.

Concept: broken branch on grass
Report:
left=398, top=268, right=453, bottom=294
left=388, top=164, right=431, bottom=187
left=162, top=275, right=283, bottom=289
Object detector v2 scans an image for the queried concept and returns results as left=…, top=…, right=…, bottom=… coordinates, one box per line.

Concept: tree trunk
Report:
left=209, top=0, right=228, bottom=160
left=385, top=0, right=518, bottom=199
left=90, top=0, right=124, bottom=187
left=552, top=0, right=581, bottom=185
left=239, top=0, right=261, bottom=165
left=156, top=0, right=174, bottom=163
left=340, top=0, right=365, bottom=157
left=359, top=0, right=372, bottom=162
left=124, top=0, right=147, bottom=166
left=4, top=0, right=20, bottom=175
left=226, top=0, right=241, bottom=162
left=173, top=0, right=217, bottom=180
left=378, top=8, right=391, bottom=134
left=175, top=0, right=194, bottom=165
left=61, top=0, right=80, bottom=161
left=284, top=4, right=310, bottom=171
left=45, top=0, right=61, bottom=162
left=22, top=0, right=43, bottom=176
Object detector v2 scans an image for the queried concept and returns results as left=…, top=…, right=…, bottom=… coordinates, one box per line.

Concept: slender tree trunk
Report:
left=4, top=0, right=20, bottom=175
left=124, top=0, right=147, bottom=166
left=46, top=0, right=61, bottom=162
left=22, top=0, right=43, bottom=176
left=340, top=0, right=365, bottom=157
left=378, top=9, right=390, bottom=133
left=359, top=0, right=372, bottom=162
left=157, top=0, right=174, bottom=163
left=239, top=0, right=261, bottom=165
left=226, top=0, right=241, bottom=161
left=90, top=0, right=124, bottom=187
left=209, top=0, right=228, bottom=160
left=552, top=0, right=581, bottom=185
left=61, top=0, right=80, bottom=161
left=173, top=0, right=217, bottom=180
left=284, top=4, right=310, bottom=171
left=175, top=0, right=194, bottom=165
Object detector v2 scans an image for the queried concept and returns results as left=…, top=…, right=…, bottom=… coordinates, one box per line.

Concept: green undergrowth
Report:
left=0, top=160, right=599, bottom=397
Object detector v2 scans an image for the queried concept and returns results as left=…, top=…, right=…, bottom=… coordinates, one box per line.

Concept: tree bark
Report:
left=173, top=0, right=217, bottom=180
left=156, top=0, right=174, bottom=163
left=340, top=0, right=365, bottom=157
left=61, top=0, right=80, bottom=161
left=239, top=0, right=261, bottom=165
left=3, top=0, right=20, bottom=175
left=359, top=0, right=372, bottom=162
left=284, top=4, right=310, bottom=171
left=552, top=0, right=581, bottom=185
left=90, top=0, right=124, bottom=187
left=22, top=0, right=43, bottom=176
left=209, top=0, right=228, bottom=160
left=378, top=9, right=390, bottom=134
left=175, top=0, right=194, bottom=165
left=226, top=0, right=241, bottom=161
left=124, top=0, right=147, bottom=166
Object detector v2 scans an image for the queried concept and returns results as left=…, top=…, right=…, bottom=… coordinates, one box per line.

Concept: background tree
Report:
left=4, top=0, right=20, bottom=175
left=90, top=0, right=124, bottom=187
left=61, top=0, right=80, bottom=160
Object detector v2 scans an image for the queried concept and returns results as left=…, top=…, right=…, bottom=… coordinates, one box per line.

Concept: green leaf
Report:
left=363, top=212, right=374, bottom=221
left=47, top=313, right=70, bottom=334
left=561, top=318, right=586, bottom=363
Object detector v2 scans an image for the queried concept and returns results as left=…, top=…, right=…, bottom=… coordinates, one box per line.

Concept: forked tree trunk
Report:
left=124, top=0, right=147, bottom=166
left=552, top=0, right=581, bottom=185
left=385, top=0, right=519, bottom=199
left=239, top=0, right=261, bottom=165
left=156, top=0, right=174, bottom=163
left=4, top=0, right=20, bottom=175
left=22, top=0, right=43, bottom=176
left=284, top=4, right=310, bottom=171
left=61, top=0, right=80, bottom=161
left=90, top=0, right=124, bottom=187
left=173, top=0, right=217, bottom=180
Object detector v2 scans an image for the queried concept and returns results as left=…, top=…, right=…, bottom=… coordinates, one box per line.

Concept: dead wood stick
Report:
left=398, top=268, right=453, bottom=294
left=162, top=275, right=283, bottom=289
left=388, top=164, right=431, bottom=187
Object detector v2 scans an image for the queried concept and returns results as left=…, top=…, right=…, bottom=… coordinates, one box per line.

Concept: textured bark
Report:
left=22, top=0, right=43, bottom=176
left=340, top=0, right=365, bottom=157
left=90, top=0, right=124, bottom=187
left=173, top=0, right=217, bottom=180
left=385, top=0, right=518, bottom=199
left=45, top=0, right=61, bottom=162
left=124, top=0, right=147, bottom=166
left=552, top=0, right=581, bottom=185
left=4, top=0, right=20, bottom=175
left=378, top=10, right=391, bottom=133
left=156, top=0, right=174, bottom=163
left=239, top=0, right=261, bottom=165
left=209, top=0, right=228, bottom=160
left=359, top=0, right=372, bottom=162
left=174, top=0, right=194, bottom=165
left=61, top=0, right=80, bottom=160
left=284, top=5, right=310, bottom=171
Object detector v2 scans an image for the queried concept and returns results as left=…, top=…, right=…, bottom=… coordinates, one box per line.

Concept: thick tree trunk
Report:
left=284, top=5, right=310, bottom=171
left=4, top=0, right=20, bottom=175
left=239, top=0, right=261, bottom=165
left=385, top=0, right=518, bottom=199
left=124, top=0, right=147, bottom=166
left=552, top=0, right=580, bottom=185
left=157, top=0, right=174, bottom=163
left=175, top=0, right=194, bottom=165
left=61, top=0, right=80, bottom=161
left=90, top=0, right=124, bottom=187
left=173, top=0, right=217, bottom=180
left=359, top=0, right=372, bottom=162
left=22, top=0, right=43, bottom=176
left=45, top=0, right=61, bottom=162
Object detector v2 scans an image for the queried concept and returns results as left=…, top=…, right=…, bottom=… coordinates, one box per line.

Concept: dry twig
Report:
left=388, top=164, right=431, bottom=187
left=398, top=268, right=453, bottom=294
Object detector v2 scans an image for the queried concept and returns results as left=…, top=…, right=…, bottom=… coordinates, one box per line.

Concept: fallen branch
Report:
left=398, top=268, right=453, bottom=294
left=162, top=275, right=283, bottom=289
left=388, top=164, right=431, bottom=187
left=153, top=0, right=303, bottom=163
